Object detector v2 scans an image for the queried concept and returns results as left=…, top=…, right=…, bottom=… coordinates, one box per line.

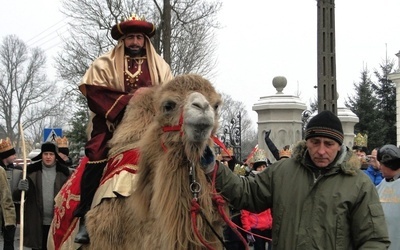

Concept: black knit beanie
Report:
left=305, top=110, right=344, bottom=145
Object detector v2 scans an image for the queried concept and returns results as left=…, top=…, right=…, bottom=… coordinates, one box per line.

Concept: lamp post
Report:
left=301, top=109, right=313, bottom=139
left=220, top=112, right=242, bottom=161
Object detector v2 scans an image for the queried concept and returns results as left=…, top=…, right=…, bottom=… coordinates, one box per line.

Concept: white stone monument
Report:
left=252, top=76, right=306, bottom=160
left=252, top=76, right=359, bottom=161
left=388, top=50, right=400, bottom=146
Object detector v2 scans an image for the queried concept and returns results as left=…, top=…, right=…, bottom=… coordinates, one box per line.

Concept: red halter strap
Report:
left=161, top=111, right=184, bottom=152
left=162, top=111, right=184, bottom=134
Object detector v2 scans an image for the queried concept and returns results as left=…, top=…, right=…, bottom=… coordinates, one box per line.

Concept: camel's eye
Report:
left=163, top=100, right=176, bottom=112
left=213, top=102, right=220, bottom=111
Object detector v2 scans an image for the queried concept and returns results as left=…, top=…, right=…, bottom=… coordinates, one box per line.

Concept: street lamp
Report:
left=220, top=112, right=242, bottom=161
left=301, top=109, right=313, bottom=139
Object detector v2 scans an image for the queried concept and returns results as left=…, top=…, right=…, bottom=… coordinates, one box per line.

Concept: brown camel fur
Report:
left=84, top=74, right=226, bottom=250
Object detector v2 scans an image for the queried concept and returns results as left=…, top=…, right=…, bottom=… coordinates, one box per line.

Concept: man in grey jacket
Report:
left=202, top=110, right=390, bottom=249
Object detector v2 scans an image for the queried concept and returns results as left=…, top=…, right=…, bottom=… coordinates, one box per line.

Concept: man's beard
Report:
left=125, top=46, right=145, bottom=57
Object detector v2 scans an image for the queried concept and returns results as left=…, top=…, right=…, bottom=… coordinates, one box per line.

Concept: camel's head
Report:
left=153, top=74, right=222, bottom=159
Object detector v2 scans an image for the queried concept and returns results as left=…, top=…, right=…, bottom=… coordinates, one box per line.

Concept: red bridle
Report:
left=159, top=110, right=246, bottom=250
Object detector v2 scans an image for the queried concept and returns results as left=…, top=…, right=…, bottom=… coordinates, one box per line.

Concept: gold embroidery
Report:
left=105, top=95, right=124, bottom=120
left=125, top=56, right=145, bottom=88
left=53, top=173, right=81, bottom=231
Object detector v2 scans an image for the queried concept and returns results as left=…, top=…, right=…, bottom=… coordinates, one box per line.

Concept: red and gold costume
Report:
left=74, top=20, right=173, bottom=218
left=48, top=15, right=173, bottom=249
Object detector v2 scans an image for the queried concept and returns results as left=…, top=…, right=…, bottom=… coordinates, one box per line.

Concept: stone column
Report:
left=252, top=76, right=307, bottom=161
left=388, top=50, right=400, bottom=146
left=337, top=106, right=359, bottom=149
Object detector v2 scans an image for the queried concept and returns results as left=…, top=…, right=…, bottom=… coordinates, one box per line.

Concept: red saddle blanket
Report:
left=49, top=148, right=139, bottom=250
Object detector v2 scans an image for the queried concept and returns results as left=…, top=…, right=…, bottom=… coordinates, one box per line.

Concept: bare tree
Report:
left=218, top=93, right=257, bottom=161
left=56, top=0, right=221, bottom=87
left=0, top=35, right=67, bottom=154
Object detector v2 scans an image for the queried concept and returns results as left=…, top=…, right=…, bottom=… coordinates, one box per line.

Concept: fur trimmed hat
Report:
left=0, top=137, right=16, bottom=159
left=111, top=14, right=155, bottom=40
left=31, top=141, right=65, bottom=164
left=305, top=110, right=344, bottom=145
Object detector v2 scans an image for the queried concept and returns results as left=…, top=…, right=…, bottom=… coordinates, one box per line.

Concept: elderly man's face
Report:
left=306, top=137, right=341, bottom=168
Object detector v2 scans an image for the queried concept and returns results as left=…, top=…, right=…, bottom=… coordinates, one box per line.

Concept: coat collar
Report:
left=27, top=161, right=70, bottom=176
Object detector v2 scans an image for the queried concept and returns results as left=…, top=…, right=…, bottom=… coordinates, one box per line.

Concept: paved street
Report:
left=0, top=225, right=29, bottom=250
left=1, top=225, right=264, bottom=249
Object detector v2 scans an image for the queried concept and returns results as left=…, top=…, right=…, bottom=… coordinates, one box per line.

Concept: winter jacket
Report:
left=0, top=167, right=16, bottom=228
left=1, top=162, right=22, bottom=223
left=215, top=141, right=390, bottom=250
left=13, top=160, right=70, bottom=249
left=363, top=165, right=383, bottom=186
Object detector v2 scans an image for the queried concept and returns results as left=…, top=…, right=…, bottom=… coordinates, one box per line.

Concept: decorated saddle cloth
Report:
left=48, top=148, right=139, bottom=250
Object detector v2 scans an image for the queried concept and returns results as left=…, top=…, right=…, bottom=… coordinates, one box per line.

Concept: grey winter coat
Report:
left=215, top=141, right=390, bottom=249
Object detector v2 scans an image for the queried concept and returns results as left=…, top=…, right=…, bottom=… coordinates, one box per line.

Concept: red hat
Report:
left=111, top=14, right=156, bottom=40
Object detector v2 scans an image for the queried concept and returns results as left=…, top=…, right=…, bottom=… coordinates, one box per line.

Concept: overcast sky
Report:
left=1, top=0, right=400, bottom=123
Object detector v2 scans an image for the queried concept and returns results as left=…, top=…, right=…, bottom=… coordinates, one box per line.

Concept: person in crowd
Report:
left=55, top=136, right=73, bottom=168
left=264, top=129, right=291, bottom=161
left=376, top=144, right=400, bottom=250
left=201, top=110, right=390, bottom=249
left=263, top=130, right=280, bottom=161
left=363, top=147, right=383, bottom=185
left=353, top=145, right=369, bottom=170
left=278, top=145, right=292, bottom=159
left=241, top=149, right=272, bottom=250
left=15, top=142, right=71, bottom=250
left=73, top=14, right=173, bottom=244
left=0, top=137, right=20, bottom=250
left=0, top=167, right=15, bottom=250
left=0, top=138, right=17, bottom=250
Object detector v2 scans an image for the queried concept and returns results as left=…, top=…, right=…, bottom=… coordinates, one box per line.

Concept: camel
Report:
left=81, top=74, right=228, bottom=249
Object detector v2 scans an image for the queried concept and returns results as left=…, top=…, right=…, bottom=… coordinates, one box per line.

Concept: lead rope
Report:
left=211, top=163, right=249, bottom=250
left=189, top=162, right=215, bottom=250
left=162, top=114, right=247, bottom=249
left=210, top=136, right=248, bottom=248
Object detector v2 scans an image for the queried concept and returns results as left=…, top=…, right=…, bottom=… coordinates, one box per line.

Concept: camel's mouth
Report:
left=185, top=121, right=213, bottom=142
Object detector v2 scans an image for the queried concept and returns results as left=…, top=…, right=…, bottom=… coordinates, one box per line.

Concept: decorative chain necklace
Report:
left=124, top=56, right=146, bottom=84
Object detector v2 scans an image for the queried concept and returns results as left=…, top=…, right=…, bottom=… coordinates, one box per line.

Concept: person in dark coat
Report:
left=14, top=142, right=70, bottom=250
